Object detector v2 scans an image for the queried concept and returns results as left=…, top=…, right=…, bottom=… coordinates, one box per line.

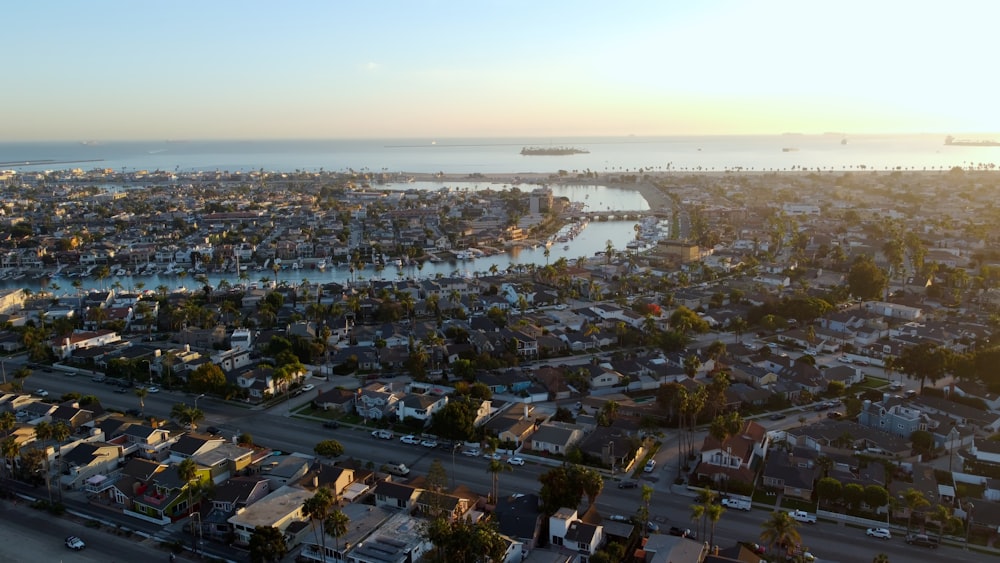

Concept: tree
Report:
left=842, top=483, right=865, bottom=510
left=538, top=465, right=603, bottom=515
left=873, top=554, right=889, bottom=563
left=816, top=477, right=842, bottom=507
left=425, top=516, right=507, bottom=563
left=864, top=485, right=890, bottom=514
left=709, top=411, right=744, bottom=443
left=170, top=403, right=205, bottom=430
left=188, top=363, right=227, bottom=395
left=325, top=509, right=350, bottom=552
left=929, top=503, right=961, bottom=543
left=134, top=386, right=148, bottom=416
left=303, top=487, right=335, bottom=558
left=847, top=256, right=888, bottom=300
left=314, top=440, right=344, bottom=458
left=486, top=458, right=511, bottom=504
left=902, top=487, right=930, bottom=533
left=910, top=430, right=935, bottom=456
left=760, top=511, right=801, bottom=557
left=706, top=503, right=724, bottom=547
left=895, top=342, right=952, bottom=390
left=248, top=525, right=287, bottom=563
left=670, top=306, right=709, bottom=334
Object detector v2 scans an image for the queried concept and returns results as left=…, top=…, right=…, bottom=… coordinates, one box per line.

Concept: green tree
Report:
left=816, top=477, right=842, bottom=507
left=847, top=255, right=888, bottom=300
left=170, top=403, right=205, bottom=430
left=864, top=485, right=890, bottom=513
left=189, top=363, right=227, bottom=394
left=486, top=458, right=512, bottom=504
left=760, top=511, right=801, bottom=557
left=425, top=516, right=507, bottom=563
left=248, top=525, right=287, bottom=563
left=902, top=487, right=930, bottom=534
left=842, top=483, right=865, bottom=510
left=910, top=430, right=935, bottom=456
left=303, top=487, right=335, bottom=558
left=896, top=342, right=952, bottom=390
left=325, top=509, right=350, bottom=552
left=134, top=386, right=148, bottom=416
left=314, top=440, right=344, bottom=458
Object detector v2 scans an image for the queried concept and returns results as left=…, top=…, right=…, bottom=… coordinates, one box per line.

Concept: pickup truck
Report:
left=789, top=510, right=817, bottom=524
left=721, top=497, right=752, bottom=511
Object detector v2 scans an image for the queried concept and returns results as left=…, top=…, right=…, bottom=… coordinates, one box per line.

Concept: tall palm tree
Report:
left=177, top=457, right=199, bottom=517
left=303, top=487, right=335, bottom=559
left=902, top=487, right=930, bottom=534
left=324, top=509, right=350, bottom=553
left=134, top=387, right=148, bottom=416
left=760, top=511, right=801, bottom=556
left=1, top=436, right=20, bottom=481
left=486, top=458, right=511, bottom=504
left=706, top=503, right=724, bottom=547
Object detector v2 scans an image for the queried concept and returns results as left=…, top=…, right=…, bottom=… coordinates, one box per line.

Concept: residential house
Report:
left=198, top=475, right=271, bottom=541
left=695, top=420, right=769, bottom=486
left=227, top=484, right=313, bottom=546
left=396, top=393, right=448, bottom=425
left=530, top=421, right=584, bottom=455
left=372, top=480, right=421, bottom=511
left=549, top=507, right=604, bottom=560
left=59, top=442, right=123, bottom=490
left=50, top=329, right=122, bottom=359
left=858, top=395, right=928, bottom=439
left=761, top=448, right=820, bottom=501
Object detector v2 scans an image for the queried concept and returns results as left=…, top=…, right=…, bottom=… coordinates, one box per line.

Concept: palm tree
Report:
left=171, top=403, right=205, bottom=430
left=486, top=458, right=511, bottom=504
left=872, top=554, right=889, bottom=563
left=134, top=387, right=148, bottom=416
left=303, top=487, right=335, bottom=558
left=760, top=511, right=801, bottom=556
left=689, top=503, right=705, bottom=539
left=902, top=487, right=930, bottom=534
left=1, top=436, right=20, bottom=481
left=324, top=509, right=350, bottom=553
left=177, top=457, right=199, bottom=517
left=706, top=503, right=724, bottom=547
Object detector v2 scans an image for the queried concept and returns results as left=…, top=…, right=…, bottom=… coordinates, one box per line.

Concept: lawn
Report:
left=752, top=489, right=779, bottom=507
left=779, top=496, right=817, bottom=513
left=856, top=376, right=889, bottom=389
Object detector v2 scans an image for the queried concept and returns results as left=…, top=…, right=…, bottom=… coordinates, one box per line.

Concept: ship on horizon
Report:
left=944, top=135, right=1000, bottom=147
left=520, top=146, right=589, bottom=156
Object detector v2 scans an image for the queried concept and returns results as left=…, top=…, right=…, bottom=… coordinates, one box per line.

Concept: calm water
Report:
left=3, top=134, right=998, bottom=174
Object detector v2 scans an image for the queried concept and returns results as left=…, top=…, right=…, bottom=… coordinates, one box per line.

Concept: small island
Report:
left=520, top=146, right=590, bottom=156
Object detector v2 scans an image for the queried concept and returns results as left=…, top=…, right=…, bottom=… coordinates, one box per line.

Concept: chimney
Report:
left=524, top=403, right=529, bottom=419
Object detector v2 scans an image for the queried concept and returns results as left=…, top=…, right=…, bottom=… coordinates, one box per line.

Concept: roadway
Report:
left=15, top=359, right=979, bottom=563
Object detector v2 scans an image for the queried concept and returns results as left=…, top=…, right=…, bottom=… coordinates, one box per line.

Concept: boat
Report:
left=782, top=147, right=799, bottom=152
left=563, top=245, right=570, bottom=250
left=520, top=146, right=589, bottom=156
left=944, top=135, right=1000, bottom=147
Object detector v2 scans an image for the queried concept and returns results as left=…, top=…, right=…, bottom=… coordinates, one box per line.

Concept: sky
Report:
left=2, top=0, right=998, bottom=141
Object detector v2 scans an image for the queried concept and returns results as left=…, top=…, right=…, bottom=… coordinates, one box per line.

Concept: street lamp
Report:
left=965, top=501, right=975, bottom=548
left=194, top=393, right=205, bottom=410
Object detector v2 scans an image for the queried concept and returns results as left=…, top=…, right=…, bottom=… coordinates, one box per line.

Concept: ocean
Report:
left=2, top=133, right=998, bottom=175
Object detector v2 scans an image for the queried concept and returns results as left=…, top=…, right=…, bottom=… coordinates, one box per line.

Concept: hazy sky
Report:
left=3, top=0, right=997, bottom=141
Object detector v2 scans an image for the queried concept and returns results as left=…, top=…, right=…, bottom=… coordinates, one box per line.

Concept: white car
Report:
left=34, top=389, right=49, bottom=397
left=421, top=439, right=438, bottom=448
left=484, top=452, right=503, bottom=461
left=302, top=384, right=315, bottom=392
left=371, top=429, right=393, bottom=440
left=866, top=527, right=891, bottom=539
left=65, top=536, right=86, bottom=550
left=507, top=456, right=525, bottom=466
left=644, top=459, right=656, bottom=473
left=462, top=448, right=481, bottom=457
left=147, top=386, right=159, bottom=393
left=400, top=435, right=420, bottom=445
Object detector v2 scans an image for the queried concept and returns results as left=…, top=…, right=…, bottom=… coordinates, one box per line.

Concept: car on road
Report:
left=323, top=421, right=340, bottom=429
left=400, top=435, right=420, bottom=445
left=646, top=521, right=660, bottom=533
left=507, top=456, right=525, bottom=466
left=866, top=527, right=891, bottom=539
left=617, top=480, right=639, bottom=489
left=33, top=389, right=49, bottom=397
left=905, top=533, right=939, bottom=548
left=147, top=386, right=159, bottom=393
left=827, top=411, right=844, bottom=419
left=788, top=510, right=817, bottom=524
left=768, top=413, right=787, bottom=420
left=420, top=439, right=438, bottom=448
left=384, top=462, right=410, bottom=476
left=462, top=448, right=481, bottom=457
left=484, top=452, right=503, bottom=461
left=609, top=514, right=630, bottom=522
left=114, top=387, right=127, bottom=393
left=721, top=497, right=752, bottom=511
left=301, top=384, right=315, bottom=392
left=206, top=426, right=221, bottom=435
left=644, top=459, right=656, bottom=473
left=371, top=429, right=393, bottom=440
left=65, top=536, right=86, bottom=550
left=669, top=527, right=695, bottom=539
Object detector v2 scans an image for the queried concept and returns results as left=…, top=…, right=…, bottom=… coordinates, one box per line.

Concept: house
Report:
left=355, top=382, right=405, bottom=421
left=312, top=388, right=357, bottom=413
left=120, top=423, right=174, bottom=461
left=198, top=475, right=271, bottom=541
left=59, top=442, right=123, bottom=490
left=372, top=480, right=421, bottom=511
left=50, top=329, right=122, bottom=359
left=695, top=420, right=769, bottom=486
left=227, top=484, right=313, bottom=546
left=297, top=462, right=357, bottom=499
left=495, top=493, right=543, bottom=550
left=858, top=395, right=928, bottom=438
left=761, top=448, right=820, bottom=501
left=396, top=393, right=448, bottom=425
left=298, top=504, right=398, bottom=563
left=530, top=421, right=584, bottom=455
left=549, top=507, right=604, bottom=560
left=108, top=458, right=209, bottom=524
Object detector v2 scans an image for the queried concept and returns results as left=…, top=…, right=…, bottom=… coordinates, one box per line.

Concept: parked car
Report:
left=618, top=480, right=639, bottom=489
left=206, top=426, right=221, bottom=435
left=507, top=456, right=525, bottom=466
left=125, top=408, right=142, bottom=417
left=769, top=413, right=787, bottom=420
left=371, top=429, right=393, bottom=440
left=65, top=536, right=86, bottom=550
left=147, top=386, right=159, bottom=393
left=420, top=439, right=438, bottom=448
left=827, top=411, right=844, bottom=419
left=462, top=448, right=481, bottom=457
left=400, top=435, right=420, bottom=445
left=33, top=389, right=49, bottom=397
left=484, top=452, right=503, bottom=461
left=384, top=462, right=410, bottom=476
left=609, top=514, right=630, bottom=522
left=113, top=387, right=127, bottom=394
left=866, top=527, right=891, bottom=539
left=669, top=527, right=695, bottom=539
left=646, top=521, right=660, bottom=533
left=905, top=533, right=939, bottom=548
left=301, top=384, right=315, bottom=392
left=323, top=421, right=340, bottom=429
left=644, top=459, right=656, bottom=473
